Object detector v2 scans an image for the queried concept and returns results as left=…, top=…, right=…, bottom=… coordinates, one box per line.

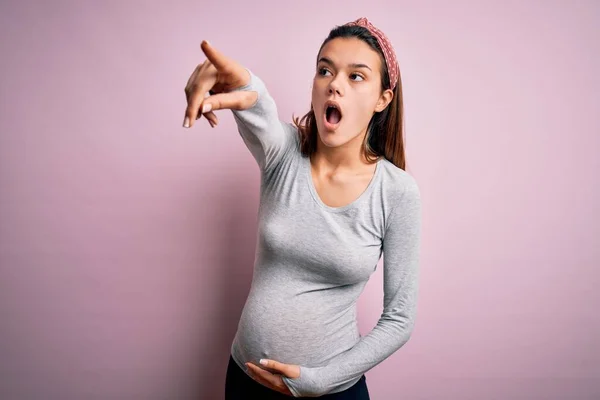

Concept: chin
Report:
left=317, top=130, right=349, bottom=148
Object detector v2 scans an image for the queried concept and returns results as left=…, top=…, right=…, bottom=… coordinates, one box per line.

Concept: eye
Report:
left=318, top=67, right=332, bottom=76
left=350, top=73, right=364, bottom=82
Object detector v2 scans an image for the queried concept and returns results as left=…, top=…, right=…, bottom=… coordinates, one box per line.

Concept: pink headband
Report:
left=343, top=17, right=399, bottom=90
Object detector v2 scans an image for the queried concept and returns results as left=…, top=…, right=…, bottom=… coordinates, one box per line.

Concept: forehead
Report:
left=318, top=37, right=382, bottom=68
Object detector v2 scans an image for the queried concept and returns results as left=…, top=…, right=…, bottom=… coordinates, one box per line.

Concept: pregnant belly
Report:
left=232, top=292, right=360, bottom=367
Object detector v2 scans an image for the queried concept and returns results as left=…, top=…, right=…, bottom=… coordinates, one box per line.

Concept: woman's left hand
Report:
left=245, top=359, right=300, bottom=396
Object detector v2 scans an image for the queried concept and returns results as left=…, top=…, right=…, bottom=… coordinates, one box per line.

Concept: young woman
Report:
left=183, top=17, right=422, bottom=399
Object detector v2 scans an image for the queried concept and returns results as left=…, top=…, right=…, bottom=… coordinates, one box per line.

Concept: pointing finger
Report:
left=200, top=40, right=229, bottom=72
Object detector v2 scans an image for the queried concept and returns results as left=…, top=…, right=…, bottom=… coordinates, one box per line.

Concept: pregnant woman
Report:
left=182, top=17, right=422, bottom=399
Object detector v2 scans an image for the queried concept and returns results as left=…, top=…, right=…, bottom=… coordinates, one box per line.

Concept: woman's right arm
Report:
left=229, top=70, right=297, bottom=172
left=183, top=41, right=297, bottom=173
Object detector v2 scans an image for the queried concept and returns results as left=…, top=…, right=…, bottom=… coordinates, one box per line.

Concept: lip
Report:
left=323, top=100, right=343, bottom=131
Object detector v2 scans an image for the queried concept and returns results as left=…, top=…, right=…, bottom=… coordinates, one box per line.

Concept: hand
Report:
left=183, top=40, right=258, bottom=129
left=245, top=359, right=300, bottom=397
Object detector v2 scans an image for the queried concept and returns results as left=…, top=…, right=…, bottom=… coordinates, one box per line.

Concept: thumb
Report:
left=200, top=40, right=228, bottom=71
left=202, top=90, right=258, bottom=112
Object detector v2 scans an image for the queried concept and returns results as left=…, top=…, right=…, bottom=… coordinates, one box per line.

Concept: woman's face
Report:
left=311, top=37, right=393, bottom=151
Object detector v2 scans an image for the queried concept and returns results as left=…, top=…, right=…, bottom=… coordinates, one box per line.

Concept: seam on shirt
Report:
left=383, top=185, right=407, bottom=233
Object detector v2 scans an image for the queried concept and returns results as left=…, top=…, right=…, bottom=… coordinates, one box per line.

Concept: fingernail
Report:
left=260, top=359, right=267, bottom=366
left=202, top=103, right=212, bottom=113
left=183, top=117, right=190, bottom=128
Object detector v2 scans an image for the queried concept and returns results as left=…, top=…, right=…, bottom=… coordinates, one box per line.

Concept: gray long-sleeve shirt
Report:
left=228, top=70, right=422, bottom=397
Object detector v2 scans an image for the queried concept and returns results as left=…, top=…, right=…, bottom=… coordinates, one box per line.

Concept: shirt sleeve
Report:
left=281, top=179, right=423, bottom=397
left=229, top=69, right=297, bottom=173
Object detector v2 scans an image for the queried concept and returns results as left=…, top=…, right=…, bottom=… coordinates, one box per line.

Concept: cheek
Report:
left=311, top=81, right=324, bottom=103
left=347, top=97, right=376, bottom=125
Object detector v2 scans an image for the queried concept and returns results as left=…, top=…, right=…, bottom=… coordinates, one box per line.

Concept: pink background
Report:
left=1, top=1, right=598, bottom=399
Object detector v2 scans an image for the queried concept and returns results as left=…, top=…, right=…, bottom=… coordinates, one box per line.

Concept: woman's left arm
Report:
left=281, top=179, right=423, bottom=397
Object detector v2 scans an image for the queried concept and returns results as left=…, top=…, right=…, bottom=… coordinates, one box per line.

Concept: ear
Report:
left=374, top=88, right=394, bottom=113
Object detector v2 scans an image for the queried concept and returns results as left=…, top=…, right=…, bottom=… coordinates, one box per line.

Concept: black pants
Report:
left=225, top=354, right=370, bottom=399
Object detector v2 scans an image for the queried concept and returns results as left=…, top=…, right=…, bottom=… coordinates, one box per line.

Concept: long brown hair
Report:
left=293, top=24, right=406, bottom=170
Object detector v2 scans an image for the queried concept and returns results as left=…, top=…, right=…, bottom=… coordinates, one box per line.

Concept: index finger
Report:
left=200, top=40, right=229, bottom=71
left=259, top=359, right=295, bottom=377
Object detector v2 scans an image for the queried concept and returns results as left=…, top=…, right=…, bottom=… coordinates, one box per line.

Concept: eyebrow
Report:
left=317, top=56, right=372, bottom=71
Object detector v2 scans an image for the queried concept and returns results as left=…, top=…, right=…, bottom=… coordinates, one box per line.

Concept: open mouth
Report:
left=324, top=101, right=343, bottom=127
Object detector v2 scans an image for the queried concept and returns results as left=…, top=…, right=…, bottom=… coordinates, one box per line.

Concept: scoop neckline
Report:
left=304, top=155, right=382, bottom=213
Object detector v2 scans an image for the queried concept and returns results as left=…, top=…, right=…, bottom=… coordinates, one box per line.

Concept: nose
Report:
left=327, top=77, right=343, bottom=96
